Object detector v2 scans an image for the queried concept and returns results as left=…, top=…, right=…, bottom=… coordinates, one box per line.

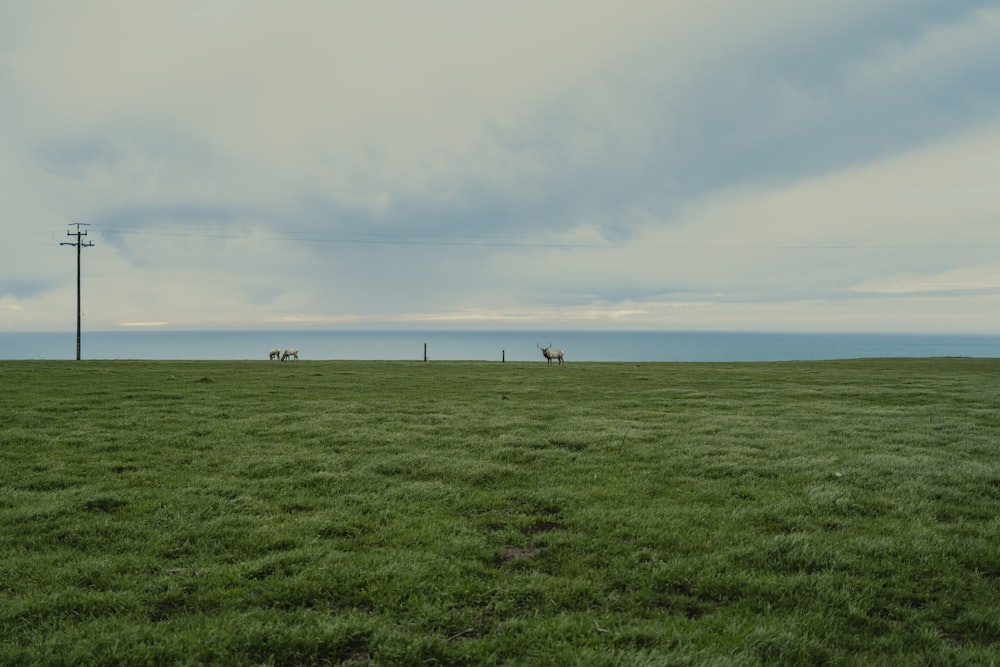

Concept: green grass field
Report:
left=1, top=359, right=998, bottom=666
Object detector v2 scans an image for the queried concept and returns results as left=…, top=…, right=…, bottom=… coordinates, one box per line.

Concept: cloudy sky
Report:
left=2, top=1, right=999, bottom=333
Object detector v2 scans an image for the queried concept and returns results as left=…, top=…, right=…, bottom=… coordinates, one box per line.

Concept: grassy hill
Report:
left=1, top=359, right=998, bottom=665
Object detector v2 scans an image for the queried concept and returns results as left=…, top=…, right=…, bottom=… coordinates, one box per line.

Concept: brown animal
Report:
left=537, top=342, right=564, bottom=364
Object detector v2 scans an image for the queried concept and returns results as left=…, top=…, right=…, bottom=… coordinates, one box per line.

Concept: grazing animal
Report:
left=537, top=342, right=564, bottom=365
left=281, top=347, right=299, bottom=361
left=269, top=347, right=281, bottom=360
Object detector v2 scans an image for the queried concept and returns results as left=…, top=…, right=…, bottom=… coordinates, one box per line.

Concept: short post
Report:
left=424, top=342, right=427, bottom=362
left=502, top=350, right=505, bottom=363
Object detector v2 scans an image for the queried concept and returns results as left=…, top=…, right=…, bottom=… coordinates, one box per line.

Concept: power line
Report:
left=92, top=224, right=1000, bottom=250
left=60, top=223, right=94, bottom=361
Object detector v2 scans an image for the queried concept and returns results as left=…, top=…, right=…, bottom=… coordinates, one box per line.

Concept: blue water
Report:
left=1, top=330, right=998, bottom=361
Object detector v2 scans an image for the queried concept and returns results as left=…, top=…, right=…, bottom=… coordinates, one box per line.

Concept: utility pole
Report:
left=60, top=223, right=94, bottom=360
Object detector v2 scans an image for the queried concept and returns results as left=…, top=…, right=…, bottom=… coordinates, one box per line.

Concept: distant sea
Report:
left=1, top=330, right=999, bottom=362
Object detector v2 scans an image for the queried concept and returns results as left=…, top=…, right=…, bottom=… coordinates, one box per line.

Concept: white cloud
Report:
left=2, top=2, right=1000, bottom=334
left=853, top=265, right=1000, bottom=295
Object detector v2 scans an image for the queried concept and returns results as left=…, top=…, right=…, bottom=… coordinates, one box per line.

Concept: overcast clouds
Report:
left=2, top=1, right=1000, bottom=333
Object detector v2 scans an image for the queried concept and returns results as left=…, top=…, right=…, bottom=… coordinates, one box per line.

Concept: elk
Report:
left=281, top=347, right=299, bottom=361
left=537, top=342, right=565, bottom=365
left=269, top=347, right=281, bottom=360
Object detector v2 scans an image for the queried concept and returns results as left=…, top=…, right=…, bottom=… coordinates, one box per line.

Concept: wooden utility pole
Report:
left=60, top=223, right=94, bottom=360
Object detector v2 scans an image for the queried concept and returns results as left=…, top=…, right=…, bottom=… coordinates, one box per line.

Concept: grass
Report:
left=1, top=358, right=998, bottom=666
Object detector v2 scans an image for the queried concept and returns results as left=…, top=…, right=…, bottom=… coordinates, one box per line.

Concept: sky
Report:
left=2, top=1, right=1000, bottom=333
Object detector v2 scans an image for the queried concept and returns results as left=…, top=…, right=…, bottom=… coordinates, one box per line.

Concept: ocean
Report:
left=1, top=330, right=999, bottom=362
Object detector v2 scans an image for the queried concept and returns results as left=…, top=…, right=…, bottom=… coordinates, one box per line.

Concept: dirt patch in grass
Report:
left=523, top=520, right=563, bottom=533
left=497, top=547, right=538, bottom=565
